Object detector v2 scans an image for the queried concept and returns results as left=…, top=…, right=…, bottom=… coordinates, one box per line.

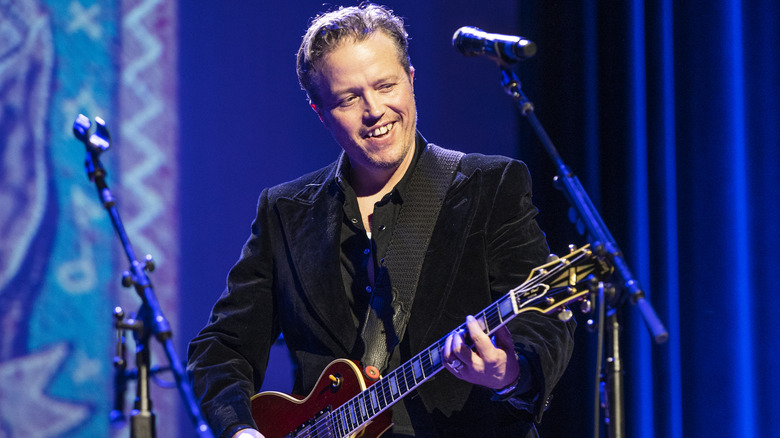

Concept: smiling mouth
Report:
left=365, top=122, right=396, bottom=138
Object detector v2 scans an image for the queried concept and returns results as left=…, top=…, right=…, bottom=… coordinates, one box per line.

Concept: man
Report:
left=187, top=4, right=575, bottom=438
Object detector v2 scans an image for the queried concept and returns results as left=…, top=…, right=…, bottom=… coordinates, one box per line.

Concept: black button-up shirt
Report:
left=335, top=137, right=425, bottom=437
left=336, top=138, right=422, bottom=329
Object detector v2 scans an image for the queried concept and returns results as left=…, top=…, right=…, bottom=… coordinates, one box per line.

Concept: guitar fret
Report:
left=400, top=368, right=410, bottom=394
left=357, top=398, right=367, bottom=424
left=349, top=401, right=357, bottom=430
left=331, top=410, right=343, bottom=438
left=372, top=381, right=383, bottom=410
left=379, top=378, right=392, bottom=406
left=475, top=312, right=489, bottom=334
left=427, top=347, right=439, bottom=372
left=389, top=374, right=400, bottom=398
left=485, top=306, right=501, bottom=333
left=402, top=362, right=411, bottom=386
left=358, top=395, right=368, bottom=421
left=361, top=392, right=374, bottom=418
left=412, top=357, right=423, bottom=383
left=338, top=407, right=347, bottom=436
left=431, top=343, right=443, bottom=369
left=498, top=294, right=514, bottom=320
left=421, top=350, right=436, bottom=376
left=368, top=385, right=379, bottom=412
left=420, top=350, right=432, bottom=376
left=389, top=372, right=400, bottom=398
left=344, top=406, right=351, bottom=434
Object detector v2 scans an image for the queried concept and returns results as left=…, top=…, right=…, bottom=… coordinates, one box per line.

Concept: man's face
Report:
left=312, top=32, right=417, bottom=177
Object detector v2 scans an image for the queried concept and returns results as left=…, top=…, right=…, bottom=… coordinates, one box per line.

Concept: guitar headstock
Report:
left=512, top=244, right=611, bottom=321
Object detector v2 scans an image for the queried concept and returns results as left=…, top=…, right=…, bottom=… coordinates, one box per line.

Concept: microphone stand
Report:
left=73, top=115, right=213, bottom=438
left=496, top=67, right=668, bottom=438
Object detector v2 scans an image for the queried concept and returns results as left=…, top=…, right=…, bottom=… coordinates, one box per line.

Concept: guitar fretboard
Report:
left=295, top=247, right=594, bottom=438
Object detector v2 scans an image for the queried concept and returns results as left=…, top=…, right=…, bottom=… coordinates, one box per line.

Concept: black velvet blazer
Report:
left=188, top=138, right=576, bottom=437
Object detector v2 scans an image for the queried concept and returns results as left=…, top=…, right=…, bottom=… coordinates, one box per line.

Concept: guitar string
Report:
left=301, top=250, right=591, bottom=438
left=300, top=250, right=592, bottom=438
left=306, top=249, right=592, bottom=438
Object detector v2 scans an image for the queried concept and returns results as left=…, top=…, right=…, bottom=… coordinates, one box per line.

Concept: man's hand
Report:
left=232, top=428, right=265, bottom=438
left=442, top=315, right=520, bottom=390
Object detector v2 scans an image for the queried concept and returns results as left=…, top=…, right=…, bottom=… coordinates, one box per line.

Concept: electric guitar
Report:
left=250, top=245, right=606, bottom=438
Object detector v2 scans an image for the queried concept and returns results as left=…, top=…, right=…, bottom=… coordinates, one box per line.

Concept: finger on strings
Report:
left=466, top=315, right=493, bottom=356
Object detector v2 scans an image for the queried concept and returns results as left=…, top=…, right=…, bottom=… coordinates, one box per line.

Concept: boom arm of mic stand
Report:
left=499, top=69, right=668, bottom=344
left=73, top=115, right=214, bottom=437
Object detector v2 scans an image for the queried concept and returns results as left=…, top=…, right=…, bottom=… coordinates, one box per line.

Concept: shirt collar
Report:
left=334, top=131, right=426, bottom=203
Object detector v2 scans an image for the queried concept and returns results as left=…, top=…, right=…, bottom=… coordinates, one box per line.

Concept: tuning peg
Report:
left=580, top=298, right=592, bottom=313
left=546, top=253, right=559, bottom=263
left=557, top=308, right=573, bottom=322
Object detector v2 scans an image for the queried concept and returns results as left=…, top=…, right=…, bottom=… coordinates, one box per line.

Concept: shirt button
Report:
left=363, top=248, right=370, bottom=255
left=379, top=225, right=386, bottom=231
left=351, top=218, right=358, bottom=224
left=366, top=286, right=373, bottom=293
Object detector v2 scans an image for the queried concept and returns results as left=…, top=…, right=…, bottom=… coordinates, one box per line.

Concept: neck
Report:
left=350, top=149, right=414, bottom=198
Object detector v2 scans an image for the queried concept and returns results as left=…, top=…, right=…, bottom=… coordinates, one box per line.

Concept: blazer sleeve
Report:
left=187, top=188, right=280, bottom=437
left=484, top=158, right=576, bottom=423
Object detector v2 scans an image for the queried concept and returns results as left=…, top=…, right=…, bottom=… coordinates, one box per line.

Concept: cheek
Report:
left=333, top=111, right=362, bottom=131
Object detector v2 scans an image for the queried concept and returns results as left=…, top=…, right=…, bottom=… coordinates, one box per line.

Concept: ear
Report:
left=409, top=66, right=415, bottom=81
left=310, top=102, right=326, bottom=125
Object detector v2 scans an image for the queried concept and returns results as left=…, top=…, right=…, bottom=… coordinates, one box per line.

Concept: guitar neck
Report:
left=317, top=246, right=598, bottom=437
left=326, top=291, right=520, bottom=437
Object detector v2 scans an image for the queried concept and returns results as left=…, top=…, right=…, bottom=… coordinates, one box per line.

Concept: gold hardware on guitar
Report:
left=328, top=374, right=342, bottom=389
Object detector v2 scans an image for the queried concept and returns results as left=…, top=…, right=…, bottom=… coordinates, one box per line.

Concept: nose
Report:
left=363, top=91, right=384, bottom=122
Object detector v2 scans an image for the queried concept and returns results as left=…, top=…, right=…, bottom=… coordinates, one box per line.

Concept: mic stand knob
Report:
left=110, top=307, right=129, bottom=428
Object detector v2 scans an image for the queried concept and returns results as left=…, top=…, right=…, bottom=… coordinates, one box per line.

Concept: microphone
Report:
left=452, top=26, right=537, bottom=64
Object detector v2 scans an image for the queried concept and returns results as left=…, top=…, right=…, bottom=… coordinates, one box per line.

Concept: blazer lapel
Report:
left=276, top=164, right=357, bottom=353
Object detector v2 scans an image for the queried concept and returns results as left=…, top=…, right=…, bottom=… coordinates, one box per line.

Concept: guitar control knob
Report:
left=557, top=308, right=573, bottom=322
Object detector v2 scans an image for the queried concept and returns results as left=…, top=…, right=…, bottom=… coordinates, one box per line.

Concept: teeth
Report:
left=367, top=122, right=394, bottom=138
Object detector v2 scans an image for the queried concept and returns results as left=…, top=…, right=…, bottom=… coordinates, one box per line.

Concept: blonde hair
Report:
left=296, top=3, right=411, bottom=104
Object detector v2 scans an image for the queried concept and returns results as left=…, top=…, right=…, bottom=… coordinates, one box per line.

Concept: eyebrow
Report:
left=330, top=73, right=403, bottom=98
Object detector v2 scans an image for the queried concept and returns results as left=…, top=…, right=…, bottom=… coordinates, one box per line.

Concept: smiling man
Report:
left=188, top=4, right=575, bottom=438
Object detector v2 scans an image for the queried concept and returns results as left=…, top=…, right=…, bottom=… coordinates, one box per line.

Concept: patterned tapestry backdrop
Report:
left=0, top=0, right=178, bottom=436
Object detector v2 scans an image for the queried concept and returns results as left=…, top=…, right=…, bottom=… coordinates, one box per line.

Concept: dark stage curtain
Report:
left=179, top=1, right=779, bottom=436
left=521, top=1, right=780, bottom=437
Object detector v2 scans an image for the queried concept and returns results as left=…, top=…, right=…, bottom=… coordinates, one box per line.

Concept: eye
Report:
left=378, top=83, right=396, bottom=92
left=338, top=95, right=358, bottom=107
